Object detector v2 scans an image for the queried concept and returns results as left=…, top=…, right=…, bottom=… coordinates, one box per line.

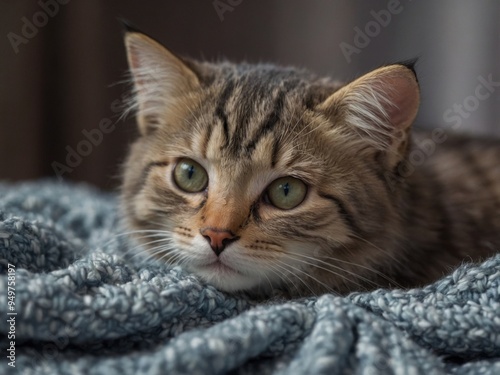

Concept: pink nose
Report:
left=200, top=228, right=238, bottom=256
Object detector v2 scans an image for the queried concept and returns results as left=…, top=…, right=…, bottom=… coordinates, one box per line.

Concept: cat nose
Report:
left=200, top=228, right=238, bottom=256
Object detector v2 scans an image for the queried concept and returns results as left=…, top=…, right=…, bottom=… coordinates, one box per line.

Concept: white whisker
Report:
left=283, top=252, right=379, bottom=290
left=265, top=262, right=303, bottom=297
left=316, top=253, right=403, bottom=289
left=273, top=259, right=332, bottom=296
left=347, top=233, right=405, bottom=267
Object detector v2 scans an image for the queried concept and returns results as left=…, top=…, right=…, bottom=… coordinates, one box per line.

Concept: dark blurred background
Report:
left=1, top=0, right=499, bottom=190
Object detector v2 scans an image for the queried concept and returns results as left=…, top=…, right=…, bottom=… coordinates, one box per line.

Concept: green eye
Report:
left=266, top=177, right=307, bottom=210
left=173, top=158, right=208, bottom=193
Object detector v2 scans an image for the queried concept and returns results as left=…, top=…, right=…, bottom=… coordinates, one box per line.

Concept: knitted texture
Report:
left=0, top=181, right=499, bottom=374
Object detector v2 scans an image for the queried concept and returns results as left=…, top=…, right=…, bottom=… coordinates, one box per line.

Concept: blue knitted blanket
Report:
left=0, top=181, right=499, bottom=374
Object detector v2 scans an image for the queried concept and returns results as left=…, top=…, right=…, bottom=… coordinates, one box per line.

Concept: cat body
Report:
left=121, top=29, right=500, bottom=297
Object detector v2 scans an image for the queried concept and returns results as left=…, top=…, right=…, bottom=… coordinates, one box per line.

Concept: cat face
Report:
left=121, top=31, right=420, bottom=296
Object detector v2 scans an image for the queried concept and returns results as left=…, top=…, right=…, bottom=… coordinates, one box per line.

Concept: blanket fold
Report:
left=0, top=181, right=499, bottom=374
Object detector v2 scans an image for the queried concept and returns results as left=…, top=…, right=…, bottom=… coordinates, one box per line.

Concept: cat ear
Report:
left=317, top=63, right=420, bottom=167
left=124, top=30, right=200, bottom=135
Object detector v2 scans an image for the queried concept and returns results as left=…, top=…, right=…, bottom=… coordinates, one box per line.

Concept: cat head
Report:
left=120, top=29, right=420, bottom=296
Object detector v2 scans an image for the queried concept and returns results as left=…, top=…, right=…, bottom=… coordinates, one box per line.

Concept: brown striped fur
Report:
left=120, top=31, right=500, bottom=297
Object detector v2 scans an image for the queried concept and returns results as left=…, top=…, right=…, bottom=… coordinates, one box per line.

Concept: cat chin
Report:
left=187, top=263, right=261, bottom=292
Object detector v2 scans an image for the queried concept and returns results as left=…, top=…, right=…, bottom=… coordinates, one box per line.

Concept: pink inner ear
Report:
left=126, top=42, right=153, bottom=92
left=128, top=44, right=141, bottom=70
left=376, top=73, right=420, bottom=131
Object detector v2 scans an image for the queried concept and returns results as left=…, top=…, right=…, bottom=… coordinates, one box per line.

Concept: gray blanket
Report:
left=0, top=181, right=499, bottom=374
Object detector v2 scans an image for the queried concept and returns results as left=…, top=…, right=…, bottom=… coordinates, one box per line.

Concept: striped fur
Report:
left=120, top=31, right=500, bottom=297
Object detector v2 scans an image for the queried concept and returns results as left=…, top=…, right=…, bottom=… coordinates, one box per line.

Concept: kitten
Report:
left=120, top=27, right=500, bottom=297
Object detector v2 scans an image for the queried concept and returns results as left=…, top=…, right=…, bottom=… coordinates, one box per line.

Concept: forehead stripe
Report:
left=215, top=80, right=235, bottom=149
left=244, top=88, right=286, bottom=155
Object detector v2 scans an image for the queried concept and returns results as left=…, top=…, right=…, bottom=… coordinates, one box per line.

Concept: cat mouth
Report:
left=189, top=259, right=260, bottom=292
left=198, top=260, right=242, bottom=275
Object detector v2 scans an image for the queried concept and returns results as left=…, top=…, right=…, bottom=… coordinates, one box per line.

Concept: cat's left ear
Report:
left=124, top=29, right=200, bottom=135
left=317, top=63, right=420, bottom=167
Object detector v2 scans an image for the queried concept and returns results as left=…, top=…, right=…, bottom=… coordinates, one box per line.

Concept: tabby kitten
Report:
left=120, top=28, right=500, bottom=297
